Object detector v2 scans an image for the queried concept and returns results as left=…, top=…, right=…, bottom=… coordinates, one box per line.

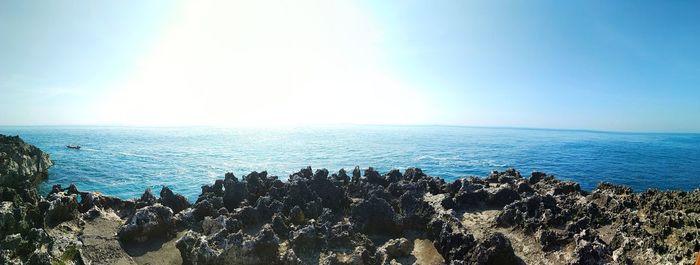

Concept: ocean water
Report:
left=1, top=126, right=699, bottom=202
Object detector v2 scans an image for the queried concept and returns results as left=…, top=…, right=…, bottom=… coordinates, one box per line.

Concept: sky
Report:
left=1, top=1, right=699, bottom=132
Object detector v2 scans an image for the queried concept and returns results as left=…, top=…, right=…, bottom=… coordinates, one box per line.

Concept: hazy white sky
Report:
left=99, top=1, right=434, bottom=126
left=1, top=0, right=699, bottom=131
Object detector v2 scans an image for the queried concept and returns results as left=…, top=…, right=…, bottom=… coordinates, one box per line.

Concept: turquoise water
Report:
left=1, top=126, right=699, bottom=201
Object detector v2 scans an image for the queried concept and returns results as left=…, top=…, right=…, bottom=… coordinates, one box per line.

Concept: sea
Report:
left=1, top=126, right=699, bottom=202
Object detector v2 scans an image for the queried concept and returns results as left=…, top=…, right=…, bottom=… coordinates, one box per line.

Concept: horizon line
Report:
left=0, top=123, right=698, bottom=135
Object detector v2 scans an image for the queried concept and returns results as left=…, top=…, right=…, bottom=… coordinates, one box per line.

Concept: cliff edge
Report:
left=0, top=135, right=52, bottom=188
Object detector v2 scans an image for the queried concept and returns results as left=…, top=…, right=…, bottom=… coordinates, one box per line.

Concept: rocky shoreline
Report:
left=2, top=135, right=700, bottom=265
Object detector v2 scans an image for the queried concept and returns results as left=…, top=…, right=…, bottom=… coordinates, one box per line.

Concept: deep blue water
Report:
left=1, top=126, right=699, bottom=202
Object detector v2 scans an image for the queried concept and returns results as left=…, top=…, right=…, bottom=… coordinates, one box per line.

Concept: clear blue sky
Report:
left=1, top=1, right=699, bottom=132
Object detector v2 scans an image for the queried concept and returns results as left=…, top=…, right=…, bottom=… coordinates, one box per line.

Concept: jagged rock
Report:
left=284, top=180, right=319, bottom=213
left=399, top=190, right=436, bottom=229
left=455, top=183, right=488, bottom=207
left=571, top=229, right=612, bottom=265
left=319, top=252, right=342, bottom=265
left=193, top=199, right=215, bottom=221
left=43, top=191, right=79, bottom=227
left=0, top=135, right=53, bottom=188
left=0, top=201, right=18, bottom=236
left=365, top=167, right=388, bottom=187
left=350, top=195, right=399, bottom=235
left=440, top=195, right=456, bottom=209
left=244, top=224, right=280, bottom=263
left=379, top=238, right=412, bottom=259
left=486, top=186, right=520, bottom=207
left=349, top=246, right=377, bottom=265
left=232, top=206, right=260, bottom=227
left=333, top=169, right=350, bottom=185
left=223, top=178, right=247, bottom=211
left=118, top=203, right=174, bottom=243
left=202, top=215, right=227, bottom=236
left=431, top=220, right=475, bottom=263
left=290, top=224, right=320, bottom=255
left=496, top=193, right=561, bottom=232
left=5, top=134, right=700, bottom=265
left=136, top=188, right=157, bottom=208
left=281, top=249, right=304, bottom=265
left=26, top=249, right=51, bottom=265
left=517, top=180, right=534, bottom=193
left=403, top=167, right=427, bottom=182
left=254, top=196, right=283, bottom=221
left=463, top=233, right=521, bottom=265
left=244, top=171, right=270, bottom=203
left=351, top=166, right=362, bottom=182
left=536, top=229, right=559, bottom=251
left=307, top=172, right=344, bottom=212
left=553, top=181, right=581, bottom=196
left=78, top=191, right=133, bottom=217
left=176, top=225, right=280, bottom=265
left=530, top=171, right=547, bottom=184
left=296, top=166, right=314, bottom=180
left=0, top=135, right=53, bottom=264
left=289, top=205, right=305, bottom=225
left=386, top=169, right=403, bottom=183
left=159, top=186, right=190, bottom=214
left=271, top=213, right=289, bottom=238
left=175, top=231, right=218, bottom=265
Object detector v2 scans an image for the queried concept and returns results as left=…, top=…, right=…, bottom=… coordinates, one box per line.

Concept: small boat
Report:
left=66, top=145, right=81, bottom=150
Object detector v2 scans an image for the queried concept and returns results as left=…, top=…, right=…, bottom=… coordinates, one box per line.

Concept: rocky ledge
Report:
left=2, top=135, right=700, bottom=265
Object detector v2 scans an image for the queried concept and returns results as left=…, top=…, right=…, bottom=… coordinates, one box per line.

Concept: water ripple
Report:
left=1, top=126, right=699, bottom=201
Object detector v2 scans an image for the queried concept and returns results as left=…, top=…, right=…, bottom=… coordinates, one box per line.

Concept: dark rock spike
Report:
left=352, top=166, right=361, bottom=182
left=386, top=169, right=403, bottom=183
left=224, top=172, right=237, bottom=182
left=159, top=186, right=190, bottom=214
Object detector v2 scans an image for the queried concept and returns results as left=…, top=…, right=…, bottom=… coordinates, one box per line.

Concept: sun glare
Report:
left=97, top=1, right=433, bottom=127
